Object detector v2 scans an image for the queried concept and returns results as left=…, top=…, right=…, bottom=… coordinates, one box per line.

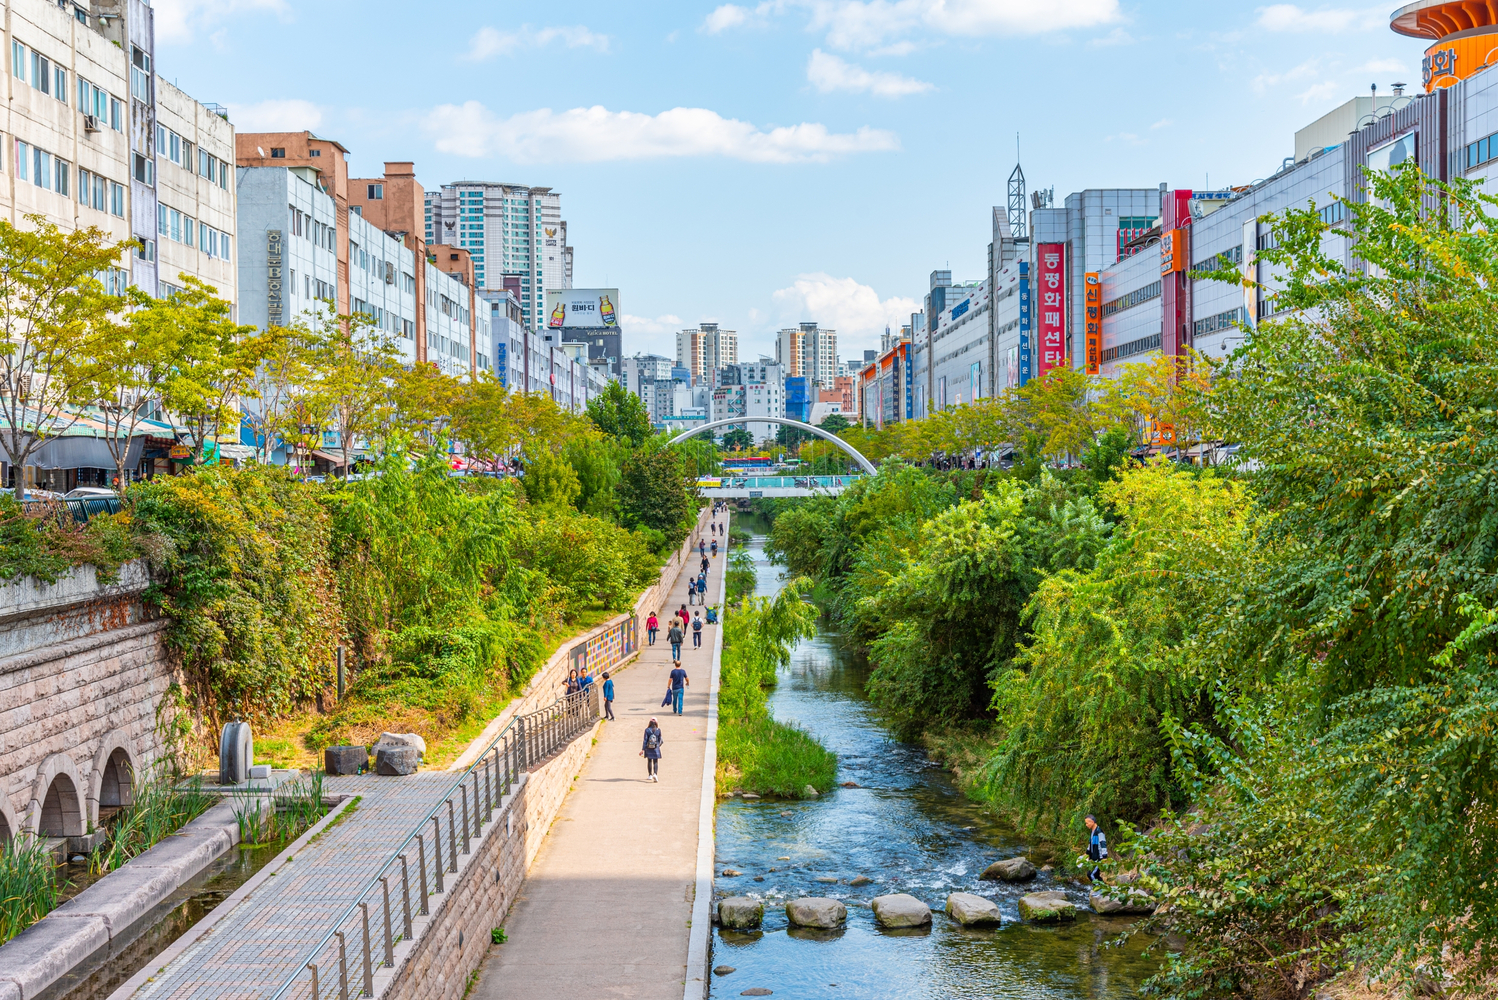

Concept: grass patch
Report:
left=230, top=771, right=327, bottom=845
left=92, top=772, right=215, bottom=874
left=717, top=715, right=837, bottom=798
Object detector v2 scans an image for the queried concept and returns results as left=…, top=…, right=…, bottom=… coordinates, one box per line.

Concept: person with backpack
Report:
left=640, top=718, right=663, bottom=781
left=602, top=671, right=615, bottom=721
left=667, top=620, right=684, bottom=661
left=691, top=611, right=703, bottom=649
left=646, top=612, right=659, bottom=646
left=711, top=538, right=718, bottom=558
left=697, top=571, right=708, bottom=598
left=1084, top=815, right=1109, bottom=882
left=686, top=577, right=696, bottom=606
left=669, top=662, right=689, bottom=715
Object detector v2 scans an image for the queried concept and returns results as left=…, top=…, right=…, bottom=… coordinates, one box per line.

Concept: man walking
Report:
left=669, top=662, right=689, bottom=715
left=602, top=671, right=615, bottom=721
left=691, top=611, right=703, bottom=649
left=667, top=619, right=684, bottom=662
left=1084, top=815, right=1109, bottom=882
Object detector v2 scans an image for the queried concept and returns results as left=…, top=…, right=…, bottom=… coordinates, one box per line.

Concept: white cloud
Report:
left=154, top=0, right=286, bottom=44
left=807, top=49, right=934, bottom=97
left=1150, top=118, right=1172, bottom=129
left=1255, top=4, right=1382, bottom=32
left=227, top=98, right=323, bottom=132
left=1362, top=57, right=1407, bottom=75
left=703, top=3, right=753, bottom=32
left=621, top=313, right=684, bottom=336
left=1251, top=59, right=1319, bottom=93
left=424, top=102, right=900, bottom=164
left=1296, top=80, right=1344, bottom=104
left=807, top=0, right=1120, bottom=50
left=771, top=274, right=920, bottom=349
left=462, top=25, right=610, bottom=61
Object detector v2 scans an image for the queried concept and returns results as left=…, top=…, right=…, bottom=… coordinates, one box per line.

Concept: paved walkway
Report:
left=471, top=514, right=728, bottom=1000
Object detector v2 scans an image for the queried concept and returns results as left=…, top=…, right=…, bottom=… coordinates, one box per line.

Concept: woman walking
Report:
left=640, top=718, right=663, bottom=782
left=646, top=611, right=659, bottom=646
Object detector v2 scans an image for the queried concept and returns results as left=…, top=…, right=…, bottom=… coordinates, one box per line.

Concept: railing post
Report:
left=432, top=818, right=444, bottom=892
left=359, top=902, right=374, bottom=997
left=473, top=771, right=482, bottom=837
left=516, top=716, right=527, bottom=770
left=380, top=875, right=394, bottom=966
left=309, top=963, right=320, bottom=1000
left=447, top=800, right=457, bottom=872
left=416, top=836, right=429, bottom=914
left=460, top=785, right=471, bottom=856
left=335, top=930, right=349, bottom=1000
left=400, top=853, right=413, bottom=937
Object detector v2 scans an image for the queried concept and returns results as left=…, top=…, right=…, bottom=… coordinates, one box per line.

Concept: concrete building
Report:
left=712, top=360, right=783, bottom=442
left=0, top=0, right=233, bottom=301
left=424, top=181, right=569, bottom=332
left=621, top=353, right=673, bottom=422
left=776, top=322, right=837, bottom=387
left=676, top=322, right=737, bottom=385
left=233, top=164, right=337, bottom=333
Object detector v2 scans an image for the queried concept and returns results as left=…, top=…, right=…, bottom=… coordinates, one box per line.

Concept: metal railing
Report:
left=708, top=475, right=863, bottom=489
left=20, top=496, right=124, bottom=524
left=265, top=687, right=598, bottom=1000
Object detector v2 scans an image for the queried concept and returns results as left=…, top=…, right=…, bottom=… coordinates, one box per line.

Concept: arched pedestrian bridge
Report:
left=667, top=417, right=874, bottom=496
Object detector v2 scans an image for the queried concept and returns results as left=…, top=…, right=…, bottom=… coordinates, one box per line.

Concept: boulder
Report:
left=802, top=785, right=819, bottom=798
left=720, top=869, right=742, bottom=877
left=1089, top=890, right=1155, bottom=915
left=1017, top=890, right=1077, bottom=923
left=870, top=893, right=931, bottom=928
left=718, top=897, right=764, bottom=929
left=741, top=991, right=773, bottom=997
left=848, top=875, right=872, bottom=887
left=324, top=746, right=367, bottom=775
left=714, top=965, right=736, bottom=976
left=785, top=897, right=846, bottom=929
left=741, top=793, right=760, bottom=800
left=373, top=732, right=426, bottom=758
left=981, top=857, right=1037, bottom=882
left=374, top=746, right=420, bottom=775
left=814, top=876, right=839, bottom=884
left=945, top=892, right=1003, bottom=926
left=839, top=781, right=860, bottom=788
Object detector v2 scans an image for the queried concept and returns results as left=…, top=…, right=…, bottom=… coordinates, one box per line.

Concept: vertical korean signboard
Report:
left=1036, top=243, right=1067, bottom=380
left=1017, top=261, right=1032, bottom=386
left=1084, top=272, right=1102, bottom=374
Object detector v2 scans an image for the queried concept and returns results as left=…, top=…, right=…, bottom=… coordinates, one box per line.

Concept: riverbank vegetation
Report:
left=716, top=578, right=836, bottom=798
left=762, top=166, right=1498, bottom=997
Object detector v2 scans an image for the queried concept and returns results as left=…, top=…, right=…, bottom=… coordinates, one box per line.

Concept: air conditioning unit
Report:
left=83, top=114, right=100, bottom=133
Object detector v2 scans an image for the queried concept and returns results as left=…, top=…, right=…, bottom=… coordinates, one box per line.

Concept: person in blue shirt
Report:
left=601, top=671, right=615, bottom=721
left=669, top=664, right=690, bottom=715
left=579, top=667, right=594, bottom=693
left=1084, top=815, right=1109, bottom=882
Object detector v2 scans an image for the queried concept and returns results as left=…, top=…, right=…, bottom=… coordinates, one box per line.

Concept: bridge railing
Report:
left=265, top=686, right=598, bottom=1000
left=711, top=475, right=864, bottom=489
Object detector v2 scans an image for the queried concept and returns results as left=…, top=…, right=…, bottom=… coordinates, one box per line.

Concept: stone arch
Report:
left=27, top=753, right=86, bottom=838
left=0, top=794, right=18, bottom=845
left=88, top=729, right=140, bottom=826
left=665, top=417, right=877, bottom=475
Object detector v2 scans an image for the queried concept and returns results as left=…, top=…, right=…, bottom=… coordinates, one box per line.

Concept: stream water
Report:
left=709, top=529, right=1161, bottom=1000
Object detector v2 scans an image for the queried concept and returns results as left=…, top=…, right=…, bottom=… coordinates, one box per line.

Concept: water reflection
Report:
left=710, top=531, right=1157, bottom=999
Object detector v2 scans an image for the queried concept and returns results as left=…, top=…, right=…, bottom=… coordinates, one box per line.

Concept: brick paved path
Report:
left=468, top=512, right=728, bottom=1000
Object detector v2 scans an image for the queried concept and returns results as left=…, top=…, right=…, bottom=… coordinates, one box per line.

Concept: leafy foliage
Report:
left=585, top=379, right=653, bottom=446
left=618, top=445, right=699, bottom=545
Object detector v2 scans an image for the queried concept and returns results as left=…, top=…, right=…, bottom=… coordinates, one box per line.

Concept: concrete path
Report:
left=470, top=514, right=728, bottom=1000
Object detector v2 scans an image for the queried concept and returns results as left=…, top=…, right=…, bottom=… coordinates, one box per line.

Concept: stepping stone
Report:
left=1018, top=890, right=1077, bottom=923
left=721, top=869, right=742, bottom=877
left=848, top=875, right=872, bottom=887
left=741, top=990, right=773, bottom=997
left=946, top=892, right=1002, bottom=926
left=785, top=897, right=846, bottom=928
left=981, top=857, right=1036, bottom=882
left=718, top=897, right=764, bottom=929
left=714, top=965, right=736, bottom=975
left=871, top=893, right=931, bottom=928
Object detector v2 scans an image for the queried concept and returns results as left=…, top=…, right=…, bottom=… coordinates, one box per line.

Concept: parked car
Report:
left=63, top=487, right=117, bottom=500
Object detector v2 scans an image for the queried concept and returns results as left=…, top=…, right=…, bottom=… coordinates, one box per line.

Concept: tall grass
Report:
left=718, top=715, right=837, bottom=798
left=0, top=837, right=58, bottom=944
left=231, top=771, right=327, bottom=844
left=93, top=772, right=214, bottom=874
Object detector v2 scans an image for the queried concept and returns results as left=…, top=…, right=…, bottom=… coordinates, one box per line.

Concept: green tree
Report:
left=0, top=217, right=127, bottom=499
left=585, top=380, right=653, bottom=446
left=241, top=320, right=321, bottom=467
left=159, top=283, right=264, bottom=464
left=618, top=447, right=698, bottom=543
left=719, top=427, right=753, bottom=451
left=520, top=448, right=581, bottom=508
left=563, top=434, right=621, bottom=519
left=818, top=413, right=850, bottom=435
left=311, top=312, right=404, bottom=478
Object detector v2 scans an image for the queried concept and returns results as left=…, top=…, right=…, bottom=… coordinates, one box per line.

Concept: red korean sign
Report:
left=1036, top=243, right=1067, bottom=379
left=1084, top=271, right=1102, bottom=375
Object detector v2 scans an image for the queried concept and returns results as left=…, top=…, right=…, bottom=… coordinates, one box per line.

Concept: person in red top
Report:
left=677, top=604, right=690, bottom=628
left=646, top=612, right=659, bottom=646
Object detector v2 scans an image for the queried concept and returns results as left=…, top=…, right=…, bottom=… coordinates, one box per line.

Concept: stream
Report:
left=709, top=529, right=1161, bottom=999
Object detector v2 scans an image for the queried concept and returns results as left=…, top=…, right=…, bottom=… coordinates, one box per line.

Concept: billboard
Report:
left=1084, top=272, right=1102, bottom=375
left=1035, top=243, right=1067, bottom=380
left=1017, top=261, right=1032, bottom=386
left=545, top=288, right=619, bottom=329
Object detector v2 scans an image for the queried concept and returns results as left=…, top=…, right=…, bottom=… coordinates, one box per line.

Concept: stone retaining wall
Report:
left=371, top=721, right=600, bottom=1000
left=0, top=560, right=177, bottom=843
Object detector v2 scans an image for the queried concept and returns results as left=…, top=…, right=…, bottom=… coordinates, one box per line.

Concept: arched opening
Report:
left=39, top=773, right=84, bottom=838
left=98, top=748, right=135, bottom=823
left=0, top=809, right=12, bottom=845
left=665, top=417, right=877, bottom=475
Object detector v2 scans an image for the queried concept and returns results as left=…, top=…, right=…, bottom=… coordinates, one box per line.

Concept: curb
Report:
left=683, top=510, right=728, bottom=1000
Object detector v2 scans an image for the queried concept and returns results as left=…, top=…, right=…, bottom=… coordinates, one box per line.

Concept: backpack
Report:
left=693, top=619, right=702, bottom=633
left=645, top=728, right=661, bottom=750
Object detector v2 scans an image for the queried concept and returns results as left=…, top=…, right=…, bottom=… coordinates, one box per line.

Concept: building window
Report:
left=270, top=147, right=286, bottom=158
left=130, top=46, right=150, bottom=102
left=110, top=181, right=125, bottom=217
left=11, top=41, right=23, bottom=82
left=136, top=238, right=155, bottom=261
left=1101, top=280, right=1162, bottom=318
left=368, top=183, right=383, bottom=199
left=309, top=148, right=320, bottom=157
left=133, top=153, right=152, bottom=185
left=1467, top=131, right=1498, bottom=170
left=1318, top=201, right=1349, bottom=226
left=110, top=96, right=122, bottom=131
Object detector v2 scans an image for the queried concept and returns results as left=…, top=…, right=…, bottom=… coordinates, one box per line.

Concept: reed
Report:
left=0, top=837, right=58, bottom=944
left=93, top=772, right=214, bottom=874
left=231, top=771, right=327, bottom=845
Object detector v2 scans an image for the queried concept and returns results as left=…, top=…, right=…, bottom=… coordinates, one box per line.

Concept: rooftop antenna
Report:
left=1008, top=133, right=1028, bottom=241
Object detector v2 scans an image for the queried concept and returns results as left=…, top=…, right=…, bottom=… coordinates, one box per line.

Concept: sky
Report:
left=154, top=0, right=1418, bottom=364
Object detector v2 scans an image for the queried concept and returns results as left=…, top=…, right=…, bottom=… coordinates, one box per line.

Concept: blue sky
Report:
left=156, top=0, right=1416, bottom=363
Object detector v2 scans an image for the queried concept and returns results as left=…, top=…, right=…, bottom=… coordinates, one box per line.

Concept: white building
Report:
left=711, top=360, right=783, bottom=442
left=153, top=81, right=235, bottom=302
left=347, top=209, right=417, bottom=364
left=424, top=181, right=570, bottom=332
left=676, top=322, right=737, bottom=384
left=235, top=165, right=337, bottom=332
left=776, top=322, right=837, bottom=387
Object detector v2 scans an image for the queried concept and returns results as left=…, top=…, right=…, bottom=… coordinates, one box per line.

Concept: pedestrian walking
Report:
left=711, top=539, right=718, bottom=558
left=667, top=620, right=684, bottom=661
left=646, top=612, right=659, bottom=646
left=640, top=718, right=663, bottom=781
left=678, top=604, right=690, bottom=627
left=669, top=662, right=689, bottom=715
left=699, top=539, right=706, bottom=559
left=700, top=555, right=710, bottom=575
left=692, top=612, right=703, bottom=648
left=1084, top=815, right=1109, bottom=882
left=686, top=577, right=697, bottom=606
left=697, top=571, right=707, bottom=596
left=602, top=671, right=615, bottom=721
left=564, top=669, right=580, bottom=695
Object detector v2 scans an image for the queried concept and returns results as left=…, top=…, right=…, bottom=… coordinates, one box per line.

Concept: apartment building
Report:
left=776, top=322, right=837, bottom=387
left=424, top=181, right=570, bottom=332
left=2, top=0, right=232, bottom=299
left=676, top=322, right=737, bottom=385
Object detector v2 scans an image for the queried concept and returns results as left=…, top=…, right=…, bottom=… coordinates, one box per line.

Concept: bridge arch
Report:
left=666, top=417, right=876, bottom=476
